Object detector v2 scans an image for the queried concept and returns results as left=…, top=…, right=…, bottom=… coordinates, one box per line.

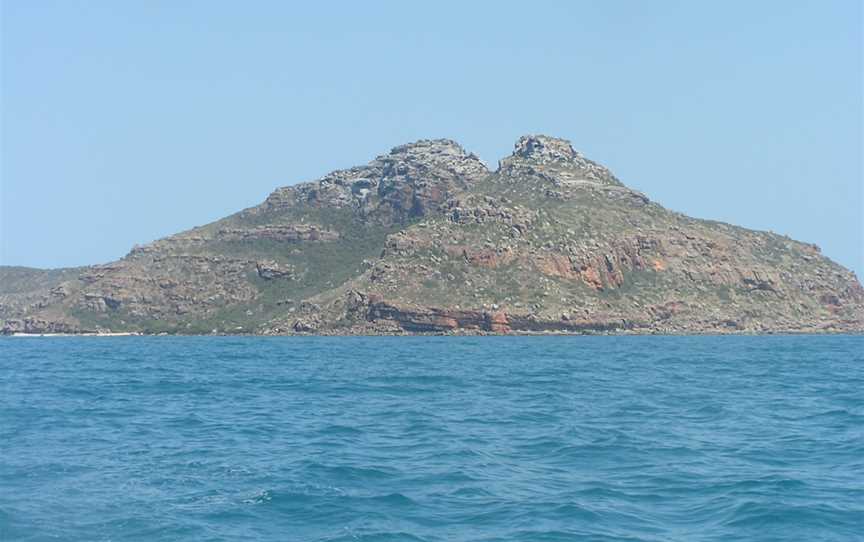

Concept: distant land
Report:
left=2, top=135, right=862, bottom=335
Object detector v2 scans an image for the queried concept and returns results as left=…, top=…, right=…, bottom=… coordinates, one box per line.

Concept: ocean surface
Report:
left=1, top=336, right=862, bottom=541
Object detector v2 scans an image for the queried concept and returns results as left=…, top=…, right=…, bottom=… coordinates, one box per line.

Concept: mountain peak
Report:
left=511, top=134, right=578, bottom=163
left=500, top=134, right=622, bottom=186
left=388, top=138, right=467, bottom=156
left=381, top=139, right=488, bottom=175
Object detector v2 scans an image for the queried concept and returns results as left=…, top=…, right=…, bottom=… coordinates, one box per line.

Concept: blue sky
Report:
left=1, top=1, right=862, bottom=275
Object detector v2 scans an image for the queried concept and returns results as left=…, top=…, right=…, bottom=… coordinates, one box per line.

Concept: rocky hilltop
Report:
left=3, top=135, right=862, bottom=335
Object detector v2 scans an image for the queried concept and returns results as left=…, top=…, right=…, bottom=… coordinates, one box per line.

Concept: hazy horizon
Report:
left=2, top=1, right=862, bottom=275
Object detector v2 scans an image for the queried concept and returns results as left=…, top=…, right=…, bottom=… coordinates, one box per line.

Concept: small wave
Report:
left=719, top=500, right=860, bottom=531
left=242, top=488, right=273, bottom=505
left=301, top=462, right=399, bottom=481
left=319, top=424, right=364, bottom=436
left=364, top=492, right=417, bottom=507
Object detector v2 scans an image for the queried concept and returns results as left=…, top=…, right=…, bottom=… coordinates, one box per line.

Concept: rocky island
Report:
left=2, top=135, right=862, bottom=335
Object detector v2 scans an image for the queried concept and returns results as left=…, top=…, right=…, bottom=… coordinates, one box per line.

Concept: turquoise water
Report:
left=1, top=336, right=862, bottom=541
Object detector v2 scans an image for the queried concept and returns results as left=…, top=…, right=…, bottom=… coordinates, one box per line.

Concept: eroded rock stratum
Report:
left=3, top=135, right=862, bottom=335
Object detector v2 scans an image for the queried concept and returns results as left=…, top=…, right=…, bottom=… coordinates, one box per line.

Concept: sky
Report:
left=1, top=1, right=862, bottom=276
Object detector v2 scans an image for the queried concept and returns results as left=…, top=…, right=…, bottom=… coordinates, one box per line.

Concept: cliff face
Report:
left=3, top=135, right=862, bottom=335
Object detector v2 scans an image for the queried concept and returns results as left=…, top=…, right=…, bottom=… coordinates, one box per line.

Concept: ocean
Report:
left=1, top=335, right=862, bottom=541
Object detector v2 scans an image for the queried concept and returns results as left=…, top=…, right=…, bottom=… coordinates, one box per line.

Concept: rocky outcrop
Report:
left=498, top=135, right=622, bottom=187
left=1, top=317, right=82, bottom=335
left=337, top=293, right=640, bottom=335
left=444, top=195, right=537, bottom=237
left=71, top=255, right=258, bottom=320
left=255, top=260, right=295, bottom=280
left=261, top=139, right=489, bottom=223
left=217, top=225, right=339, bottom=242
left=374, top=139, right=489, bottom=221
left=445, top=245, right=516, bottom=269
left=363, top=296, right=512, bottom=333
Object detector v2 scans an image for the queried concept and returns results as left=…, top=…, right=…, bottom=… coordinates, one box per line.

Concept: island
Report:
left=2, top=135, right=862, bottom=335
